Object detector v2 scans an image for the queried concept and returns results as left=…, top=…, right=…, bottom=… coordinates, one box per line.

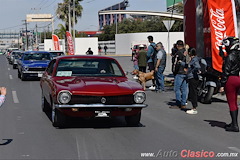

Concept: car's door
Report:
left=41, top=59, right=56, bottom=104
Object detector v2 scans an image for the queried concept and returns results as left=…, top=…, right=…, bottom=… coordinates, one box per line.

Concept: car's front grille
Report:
left=28, top=68, right=46, bottom=71
left=70, top=95, right=134, bottom=105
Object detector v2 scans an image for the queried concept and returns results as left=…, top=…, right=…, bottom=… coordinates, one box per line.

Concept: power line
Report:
left=39, top=0, right=57, bottom=9
left=0, top=24, right=24, bottom=30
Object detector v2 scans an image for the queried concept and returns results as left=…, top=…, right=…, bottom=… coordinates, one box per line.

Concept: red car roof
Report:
left=56, top=55, right=114, bottom=60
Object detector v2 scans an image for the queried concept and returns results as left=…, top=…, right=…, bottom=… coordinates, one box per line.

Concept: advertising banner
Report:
left=52, top=34, right=60, bottom=51
left=66, top=31, right=75, bottom=55
left=207, top=0, right=238, bottom=72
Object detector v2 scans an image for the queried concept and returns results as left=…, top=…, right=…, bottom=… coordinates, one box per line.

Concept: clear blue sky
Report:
left=0, top=0, right=167, bottom=32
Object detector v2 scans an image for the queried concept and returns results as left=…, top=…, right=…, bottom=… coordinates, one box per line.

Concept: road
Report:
left=0, top=55, right=239, bottom=160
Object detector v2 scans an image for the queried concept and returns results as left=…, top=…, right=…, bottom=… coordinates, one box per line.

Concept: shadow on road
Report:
left=43, top=111, right=145, bottom=129
left=0, top=139, right=13, bottom=145
left=204, top=120, right=226, bottom=129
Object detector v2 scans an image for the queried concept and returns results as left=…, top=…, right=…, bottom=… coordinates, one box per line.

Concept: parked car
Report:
left=131, top=44, right=148, bottom=60
left=10, top=51, right=23, bottom=68
left=17, top=51, right=52, bottom=80
left=48, top=51, right=65, bottom=58
left=40, top=55, right=148, bottom=128
left=132, top=44, right=148, bottom=54
left=6, top=48, right=19, bottom=60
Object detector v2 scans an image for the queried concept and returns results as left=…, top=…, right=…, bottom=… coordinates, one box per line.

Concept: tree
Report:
left=98, top=17, right=171, bottom=41
left=56, top=0, right=83, bottom=31
left=55, top=24, right=66, bottom=39
left=56, top=0, right=83, bottom=52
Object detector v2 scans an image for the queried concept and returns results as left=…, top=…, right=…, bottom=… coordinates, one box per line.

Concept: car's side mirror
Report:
left=125, top=71, right=129, bottom=75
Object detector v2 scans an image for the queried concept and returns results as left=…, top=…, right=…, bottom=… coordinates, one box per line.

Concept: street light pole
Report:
left=23, top=20, right=28, bottom=51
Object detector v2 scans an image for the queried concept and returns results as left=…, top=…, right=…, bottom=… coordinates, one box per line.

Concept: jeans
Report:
left=174, top=74, right=188, bottom=106
left=155, top=66, right=165, bottom=91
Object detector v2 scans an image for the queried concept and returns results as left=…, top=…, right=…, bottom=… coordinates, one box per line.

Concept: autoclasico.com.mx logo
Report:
left=140, top=149, right=239, bottom=158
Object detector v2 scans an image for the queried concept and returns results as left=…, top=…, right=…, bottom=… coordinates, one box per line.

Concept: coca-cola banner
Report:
left=207, top=0, right=238, bottom=72
left=52, top=34, right=60, bottom=51
left=66, top=31, right=74, bottom=55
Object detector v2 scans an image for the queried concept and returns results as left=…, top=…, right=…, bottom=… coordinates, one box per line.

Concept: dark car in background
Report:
left=12, top=51, right=24, bottom=69
left=48, top=51, right=65, bottom=58
left=17, top=51, right=52, bottom=80
left=40, top=55, right=147, bottom=128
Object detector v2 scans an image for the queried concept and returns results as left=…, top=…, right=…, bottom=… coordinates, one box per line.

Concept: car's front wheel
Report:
left=125, top=111, right=141, bottom=126
left=21, top=72, right=26, bottom=81
left=17, top=69, right=21, bottom=78
left=41, top=93, right=50, bottom=112
left=52, top=102, right=66, bottom=128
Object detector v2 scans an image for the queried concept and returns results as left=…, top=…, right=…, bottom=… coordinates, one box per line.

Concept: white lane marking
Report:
left=9, top=75, right=13, bottom=79
left=76, top=137, right=81, bottom=160
left=228, top=147, right=240, bottom=153
left=8, top=68, right=10, bottom=70
left=12, top=91, right=19, bottom=103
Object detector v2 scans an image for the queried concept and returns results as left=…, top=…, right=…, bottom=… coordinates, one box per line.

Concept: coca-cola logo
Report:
left=210, top=8, right=227, bottom=50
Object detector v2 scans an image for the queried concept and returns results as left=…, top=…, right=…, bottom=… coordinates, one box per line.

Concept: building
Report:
left=0, top=31, right=20, bottom=50
left=167, top=0, right=183, bottom=12
left=98, top=0, right=129, bottom=30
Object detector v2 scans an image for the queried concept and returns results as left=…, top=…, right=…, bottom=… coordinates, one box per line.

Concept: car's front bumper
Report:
left=55, top=104, right=148, bottom=108
left=55, top=104, right=147, bottom=117
left=22, top=71, right=44, bottom=77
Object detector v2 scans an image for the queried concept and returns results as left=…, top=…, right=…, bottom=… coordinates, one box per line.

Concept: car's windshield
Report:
left=56, top=59, right=124, bottom=77
left=23, top=53, right=51, bottom=61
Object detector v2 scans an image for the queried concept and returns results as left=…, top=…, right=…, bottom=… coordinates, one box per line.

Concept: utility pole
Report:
left=68, top=0, right=72, bottom=33
left=22, top=20, right=28, bottom=50
left=73, top=0, right=75, bottom=54
left=36, top=24, right=38, bottom=49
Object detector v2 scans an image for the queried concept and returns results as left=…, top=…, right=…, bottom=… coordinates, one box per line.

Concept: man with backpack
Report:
left=147, top=35, right=156, bottom=90
left=170, top=40, right=188, bottom=109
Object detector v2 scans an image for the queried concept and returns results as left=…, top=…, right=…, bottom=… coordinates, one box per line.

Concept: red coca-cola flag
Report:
left=207, top=0, right=238, bottom=72
left=66, top=31, right=74, bottom=55
left=52, top=34, right=60, bottom=51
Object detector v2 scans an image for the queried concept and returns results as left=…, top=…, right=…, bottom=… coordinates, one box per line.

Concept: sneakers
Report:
left=133, top=75, right=138, bottom=80
left=186, top=109, right=198, bottom=114
left=149, top=86, right=156, bottom=90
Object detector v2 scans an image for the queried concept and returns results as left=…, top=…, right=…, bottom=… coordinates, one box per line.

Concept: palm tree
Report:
left=56, top=0, right=83, bottom=31
left=55, top=24, right=66, bottom=39
left=56, top=0, right=83, bottom=52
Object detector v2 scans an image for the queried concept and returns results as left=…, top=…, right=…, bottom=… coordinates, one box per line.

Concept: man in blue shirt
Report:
left=147, top=36, right=156, bottom=90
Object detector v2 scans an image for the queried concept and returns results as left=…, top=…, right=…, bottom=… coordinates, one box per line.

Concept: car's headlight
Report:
left=58, top=91, right=71, bottom=104
left=134, top=91, right=146, bottom=104
left=23, top=66, right=29, bottom=71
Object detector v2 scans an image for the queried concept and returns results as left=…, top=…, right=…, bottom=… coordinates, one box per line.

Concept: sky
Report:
left=0, top=0, right=167, bottom=32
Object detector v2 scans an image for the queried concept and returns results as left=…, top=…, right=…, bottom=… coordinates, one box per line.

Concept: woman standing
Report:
left=219, top=37, right=240, bottom=132
left=186, top=48, right=201, bottom=114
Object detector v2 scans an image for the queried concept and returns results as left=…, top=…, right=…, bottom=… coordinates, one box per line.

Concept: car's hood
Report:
left=54, top=77, right=142, bottom=96
left=23, top=60, right=50, bottom=67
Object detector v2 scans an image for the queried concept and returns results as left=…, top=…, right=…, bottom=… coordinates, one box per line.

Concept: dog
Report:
left=132, top=70, right=155, bottom=90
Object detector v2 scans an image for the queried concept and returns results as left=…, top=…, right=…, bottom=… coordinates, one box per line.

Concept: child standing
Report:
left=133, top=52, right=139, bottom=79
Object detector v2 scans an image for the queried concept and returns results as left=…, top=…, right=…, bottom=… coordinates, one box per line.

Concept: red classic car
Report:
left=40, top=55, right=147, bottom=127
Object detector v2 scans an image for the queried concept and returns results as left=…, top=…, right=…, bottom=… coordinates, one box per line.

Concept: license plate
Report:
left=95, top=111, right=110, bottom=117
left=38, top=73, right=43, bottom=77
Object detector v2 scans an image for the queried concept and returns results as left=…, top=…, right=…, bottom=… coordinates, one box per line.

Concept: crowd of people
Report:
left=132, top=35, right=240, bottom=132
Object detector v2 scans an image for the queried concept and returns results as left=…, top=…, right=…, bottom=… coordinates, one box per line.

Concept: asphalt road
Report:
left=0, top=55, right=239, bottom=160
